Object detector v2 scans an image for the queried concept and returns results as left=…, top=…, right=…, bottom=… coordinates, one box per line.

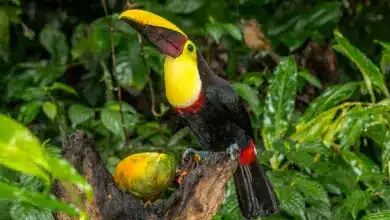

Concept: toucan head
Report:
left=119, top=9, right=203, bottom=109
left=119, top=9, right=197, bottom=59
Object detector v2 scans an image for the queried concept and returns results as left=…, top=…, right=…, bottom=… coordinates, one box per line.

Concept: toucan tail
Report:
left=234, top=158, right=280, bottom=219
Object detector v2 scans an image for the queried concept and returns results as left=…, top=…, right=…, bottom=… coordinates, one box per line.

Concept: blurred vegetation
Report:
left=1, top=0, right=390, bottom=219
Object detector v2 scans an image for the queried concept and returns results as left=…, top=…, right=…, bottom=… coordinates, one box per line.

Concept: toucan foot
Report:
left=144, top=200, right=152, bottom=208
left=182, top=148, right=208, bottom=162
left=176, top=170, right=189, bottom=184
left=226, top=143, right=240, bottom=161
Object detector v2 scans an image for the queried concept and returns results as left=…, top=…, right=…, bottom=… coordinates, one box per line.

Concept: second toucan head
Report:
left=119, top=9, right=195, bottom=58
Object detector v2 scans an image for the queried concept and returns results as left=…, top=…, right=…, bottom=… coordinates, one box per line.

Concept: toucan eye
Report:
left=187, top=44, right=194, bottom=52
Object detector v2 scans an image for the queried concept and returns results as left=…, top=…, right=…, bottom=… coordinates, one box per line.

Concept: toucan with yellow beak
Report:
left=118, top=9, right=280, bottom=219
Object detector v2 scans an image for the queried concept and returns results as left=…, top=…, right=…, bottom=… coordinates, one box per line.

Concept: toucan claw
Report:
left=182, top=148, right=207, bottom=162
left=226, top=143, right=240, bottom=161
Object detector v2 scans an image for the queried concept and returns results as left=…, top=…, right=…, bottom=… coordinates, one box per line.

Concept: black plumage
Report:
left=176, top=52, right=280, bottom=219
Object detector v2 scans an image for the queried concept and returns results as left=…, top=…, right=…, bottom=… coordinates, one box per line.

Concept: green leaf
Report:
left=262, top=56, right=298, bottom=150
left=104, top=101, right=137, bottom=114
left=17, top=101, right=42, bottom=125
left=277, top=186, right=306, bottom=219
left=68, top=104, right=94, bottom=127
left=342, top=150, right=380, bottom=178
left=101, top=108, right=125, bottom=137
left=116, top=36, right=148, bottom=90
left=10, top=203, right=54, bottom=220
left=363, top=211, right=390, bottom=220
left=43, top=153, right=92, bottom=200
left=381, top=136, right=390, bottom=173
left=224, top=24, right=242, bottom=41
left=48, top=82, right=77, bottom=95
left=166, top=0, right=205, bottom=14
left=0, top=114, right=49, bottom=184
left=333, top=30, right=390, bottom=101
left=206, top=23, right=225, bottom=43
left=0, top=9, right=10, bottom=62
left=344, top=190, right=371, bottom=219
left=0, top=181, right=79, bottom=216
left=232, top=82, right=260, bottom=111
left=291, top=176, right=329, bottom=206
left=298, top=82, right=359, bottom=123
left=299, top=69, right=322, bottom=89
left=268, top=2, right=341, bottom=50
left=39, top=25, right=69, bottom=65
left=380, top=51, right=390, bottom=75
left=42, top=101, right=57, bottom=120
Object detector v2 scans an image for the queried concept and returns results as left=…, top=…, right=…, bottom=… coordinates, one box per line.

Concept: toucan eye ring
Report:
left=187, top=44, right=194, bottom=52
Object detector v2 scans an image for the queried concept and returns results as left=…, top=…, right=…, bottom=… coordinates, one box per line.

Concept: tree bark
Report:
left=52, top=130, right=239, bottom=220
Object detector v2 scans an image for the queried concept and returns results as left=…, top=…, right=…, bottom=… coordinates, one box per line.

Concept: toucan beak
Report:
left=119, top=9, right=188, bottom=58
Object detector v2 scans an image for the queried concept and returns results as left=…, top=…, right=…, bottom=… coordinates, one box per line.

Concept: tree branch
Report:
left=53, top=131, right=239, bottom=220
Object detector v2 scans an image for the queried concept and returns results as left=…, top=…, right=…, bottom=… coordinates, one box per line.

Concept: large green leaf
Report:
left=262, top=56, right=298, bottom=150
left=333, top=30, right=390, bottom=101
left=39, top=25, right=69, bottom=65
left=0, top=114, right=49, bottom=181
left=298, top=82, right=359, bottom=123
left=0, top=182, right=79, bottom=217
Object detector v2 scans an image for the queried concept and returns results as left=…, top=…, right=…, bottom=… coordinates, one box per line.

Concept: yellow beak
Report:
left=119, top=9, right=188, bottom=58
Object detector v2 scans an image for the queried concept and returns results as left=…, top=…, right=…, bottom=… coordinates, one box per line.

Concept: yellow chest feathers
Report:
left=164, top=55, right=201, bottom=108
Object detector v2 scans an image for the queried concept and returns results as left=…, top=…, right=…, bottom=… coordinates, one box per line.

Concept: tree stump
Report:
left=52, top=130, right=239, bottom=220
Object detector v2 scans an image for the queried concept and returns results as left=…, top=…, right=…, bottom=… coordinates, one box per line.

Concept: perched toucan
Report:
left=119, top=10, right=280, bottom=218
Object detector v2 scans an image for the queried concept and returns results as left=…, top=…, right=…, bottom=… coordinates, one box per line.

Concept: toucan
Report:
left=118, top=9, right=280, bottom=219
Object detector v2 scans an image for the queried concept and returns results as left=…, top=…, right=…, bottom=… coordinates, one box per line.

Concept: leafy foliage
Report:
left=1, top=0, right=390, bottom=219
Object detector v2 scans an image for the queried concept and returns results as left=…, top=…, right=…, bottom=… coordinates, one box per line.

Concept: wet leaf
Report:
left=0, top=182, right=79, bottom=216
left=277, top=186, right=306, bottom=219
left=333, top=30, right=390, bottom=100
left=42, top=101, right=57, bottom=120
left=344, top=190, right=371, bottom=219
left=262, top=56, right=298, bottom=150
left=68, top=104, right=94, bottom=127
left=10, top=203, right=54, bottom=220
left=291, top=176, right=329, bottom=206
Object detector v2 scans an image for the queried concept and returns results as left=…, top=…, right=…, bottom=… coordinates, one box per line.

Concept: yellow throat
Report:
left=164, top=41, right=202, bottom=108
